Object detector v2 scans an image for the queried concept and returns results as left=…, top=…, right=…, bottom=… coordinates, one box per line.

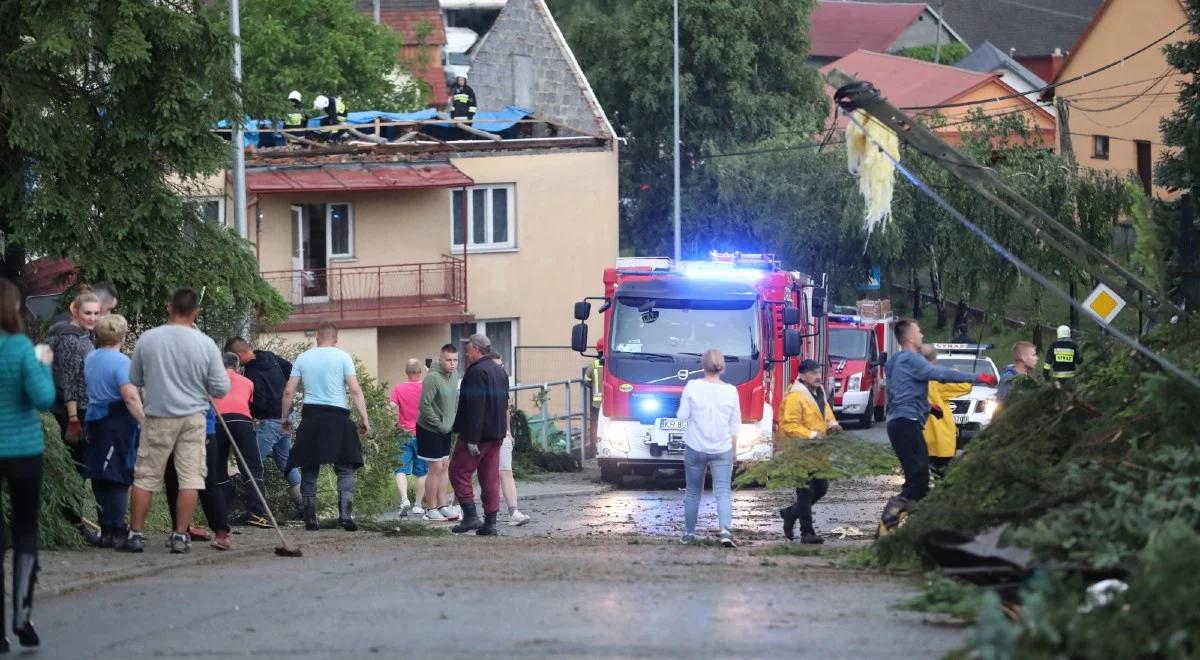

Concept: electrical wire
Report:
left=898, top=21, right=1190, bottom=111
left=1064, top=66, right=1176, bottom=112
left=1069, top=74, right=1177, bottom=129
left=843, top=110, right=1200, bottom=391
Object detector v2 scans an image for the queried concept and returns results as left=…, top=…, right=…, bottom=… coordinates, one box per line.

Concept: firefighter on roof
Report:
left=449, top=73, right=477, bottom=123
left=284, top=90, right=305, bottom=133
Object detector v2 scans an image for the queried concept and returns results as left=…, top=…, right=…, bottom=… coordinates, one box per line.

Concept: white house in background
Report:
left=956, top=41, right=1057, bottom=118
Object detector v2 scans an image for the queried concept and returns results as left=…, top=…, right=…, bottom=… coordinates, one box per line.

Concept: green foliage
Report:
left=24, top=417, right=89, bottom=550
left=734, top=434, right=899, bottom=489
left=1155, top=0, right=1200, bottom=192
left=510, top=409, right=581, bottom=476
left=1127, top=181, right=1171, bottom=293
left=547, top=0, right=828, bottom=255
left=894, top=42, right=971, bottom=65
left=900, top=573, right=986, bottom=621
left=224, top=0, right=427, bottom=117
left=0, top=1, right=287, bottom=328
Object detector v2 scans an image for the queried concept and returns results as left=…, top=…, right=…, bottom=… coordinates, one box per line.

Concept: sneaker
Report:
left=508, top=510, right=530, bottom=526
left=188, top=526, right=211, bottom=542
left=719, top=530, right=737, bottom=548
left=440, top=506, right=461, bottom=522
left=398, top=502, right=412, bottom=517
left=115, top=531, right=145, bottom=553
left=211, top=531, right=232, bottom=551
left=76, top=523, right=103, bottom=547
left=410, top=505, right=425, bottom=516
left=423, top=508, right=447, bottom=521
left=169, top=532, right=192, bottom=554
left=680, top=534, right=696, bottom=545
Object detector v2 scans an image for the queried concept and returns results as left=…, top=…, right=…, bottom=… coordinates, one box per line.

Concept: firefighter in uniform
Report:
left=449, top=74, right=477, bottom=123
left=284, top=90, right=305, bottom=131
left=1043, top=325, right=1082, bottom=387
left=313, top=94, right=348, bottom=141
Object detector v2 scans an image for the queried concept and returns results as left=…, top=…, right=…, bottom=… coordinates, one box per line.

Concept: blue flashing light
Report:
left=681, top=262, right=765, bottom=282
left=639, top=398, right=662, bottom=414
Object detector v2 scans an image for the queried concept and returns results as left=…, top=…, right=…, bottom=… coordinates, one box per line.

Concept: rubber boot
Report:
left=98, top=527, right=114, bottom=549
left=878, top=495, right=911, bottom=537
left=12, top=553, right=38, bottom=648
left=451, top=502, right=483, bottom=534
left=476, top=512, right=498, bottom=536
left=303, top=496, right=320, bottom=531
left=338, top=494, right=358, bottom=532
left=798, top=504, right=824, bottom=545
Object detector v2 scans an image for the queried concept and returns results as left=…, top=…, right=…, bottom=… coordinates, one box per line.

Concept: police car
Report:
left=932, top=343, right=1000, bottom=443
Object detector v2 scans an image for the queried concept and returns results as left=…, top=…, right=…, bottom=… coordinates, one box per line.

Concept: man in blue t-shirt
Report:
left=281, top=322, right=372, bottom=531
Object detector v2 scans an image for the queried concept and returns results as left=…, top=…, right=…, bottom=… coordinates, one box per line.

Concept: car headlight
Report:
left=983, top=398, right=999, bottom=418
left=847, top=373, right=862, bottom=392
left=602, top=422, right=632, bottom=453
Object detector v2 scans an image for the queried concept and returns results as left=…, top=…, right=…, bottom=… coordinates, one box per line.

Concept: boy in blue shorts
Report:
left=389, top=359, right=428, bottom=515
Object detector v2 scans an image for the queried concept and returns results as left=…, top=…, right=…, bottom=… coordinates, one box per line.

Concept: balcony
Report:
left=260, top=256, right=472, bottom=331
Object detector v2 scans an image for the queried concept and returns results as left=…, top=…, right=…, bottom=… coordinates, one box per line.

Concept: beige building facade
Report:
left=1052, top=0, right=1189, bottom=198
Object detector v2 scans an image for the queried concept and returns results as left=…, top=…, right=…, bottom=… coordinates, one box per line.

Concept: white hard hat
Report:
left=456, top=71, right=468, bottom=81
left=313, top=95, right=329, bottom=111
left=287, top=90, right=302, bottom=102
left=1057, top=325, right=1071, bottom=339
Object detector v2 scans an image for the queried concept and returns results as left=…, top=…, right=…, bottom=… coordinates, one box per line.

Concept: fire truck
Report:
left=570, top=252, right=826, bottom=484
left=826, top=308, right=897, bottom=428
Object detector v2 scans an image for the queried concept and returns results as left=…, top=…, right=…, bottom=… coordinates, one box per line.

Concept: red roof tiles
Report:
left=809, top=1, right=929, bottom=59
left=245, top=162, right=473, bottom=193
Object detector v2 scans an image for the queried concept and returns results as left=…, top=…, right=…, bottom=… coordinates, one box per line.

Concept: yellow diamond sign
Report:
left=1082, top=283, right=1126, bottom=325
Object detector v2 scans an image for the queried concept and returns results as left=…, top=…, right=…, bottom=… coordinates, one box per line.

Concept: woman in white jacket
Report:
left=676, top=349, right=741, bottom=547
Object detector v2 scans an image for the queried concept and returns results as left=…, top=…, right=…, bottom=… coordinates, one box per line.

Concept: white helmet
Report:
left=287, top=90, right=302, bottom=103
left=456, top=71, right=468, bottom=81
left=313, top=95, right=329, bottom=111
left=1057, top=325, right=1071, bottom=339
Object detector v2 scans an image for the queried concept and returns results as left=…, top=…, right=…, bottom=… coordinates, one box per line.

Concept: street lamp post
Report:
left=231, top=0, right=247, bottom=241
left=672, top=0, right=681, bottom=264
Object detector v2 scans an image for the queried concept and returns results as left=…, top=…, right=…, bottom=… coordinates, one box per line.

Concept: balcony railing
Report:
left=259, top=256, right=466, bottom=324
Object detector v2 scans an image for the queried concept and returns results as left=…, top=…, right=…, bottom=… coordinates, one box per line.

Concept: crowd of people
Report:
left=0, top=279, right=534, bottom=649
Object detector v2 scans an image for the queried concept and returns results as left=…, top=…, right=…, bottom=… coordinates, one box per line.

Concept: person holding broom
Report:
left=777, top=359, right=841, bottom=544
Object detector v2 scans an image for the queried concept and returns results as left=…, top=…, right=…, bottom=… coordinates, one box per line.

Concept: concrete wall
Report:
left=1054, top=0, right=1188, bottom=198
left=468, top=0, right=609, bottom=137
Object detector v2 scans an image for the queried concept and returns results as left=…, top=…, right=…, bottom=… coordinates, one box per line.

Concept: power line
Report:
left=1064, top=66, right=1176, bottom=112
left=897, top=21, right=1190, bottom=111
left=843, top=110, right=1200, bottom=391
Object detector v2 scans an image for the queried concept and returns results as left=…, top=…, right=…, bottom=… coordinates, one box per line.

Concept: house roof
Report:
left=245, top=162, right=473, bottom=193
left=354, top=1, right=449, bottom=106
left=858, top=0, right=1103, bottom=57
left=956, top=41, right=1048, bottom=88
left=821, top=49, right=1000, bottom=109
left=809, top=1, right=930, bottom=58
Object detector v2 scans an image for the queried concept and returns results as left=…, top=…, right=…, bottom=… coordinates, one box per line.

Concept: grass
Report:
left=898, top=573, right=985, bottom=621
left=764, top=544, right=826, bottom=557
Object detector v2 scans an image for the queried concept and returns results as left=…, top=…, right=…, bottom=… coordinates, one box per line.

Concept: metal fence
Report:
left=513, top=345, right=592, bottom=386
left=509, top=379, right=589, bottom=462
left=258, top=255, right=465, bottom=319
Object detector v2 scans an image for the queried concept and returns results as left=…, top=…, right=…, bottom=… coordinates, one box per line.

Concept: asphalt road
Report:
left=32, top=423, right=962, bottom=659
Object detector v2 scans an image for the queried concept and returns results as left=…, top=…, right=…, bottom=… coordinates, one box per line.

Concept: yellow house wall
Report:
left=378, top=325, right=449, bottom=391
left=265, top=328, right=380, bottom=382
left=1054, top=0, right=1188, bottom=197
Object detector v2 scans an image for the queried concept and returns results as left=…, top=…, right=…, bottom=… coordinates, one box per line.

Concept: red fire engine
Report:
left=826, top=309, right=896, bottom=428
left=570, top=252, right=826, bottom=484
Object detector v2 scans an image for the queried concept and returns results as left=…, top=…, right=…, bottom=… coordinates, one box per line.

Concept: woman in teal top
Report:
left=0, top=279, right=55, bottom=650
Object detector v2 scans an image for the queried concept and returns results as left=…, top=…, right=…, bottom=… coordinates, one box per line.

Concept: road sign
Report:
left=1082, top=283, right=1126, bottom=324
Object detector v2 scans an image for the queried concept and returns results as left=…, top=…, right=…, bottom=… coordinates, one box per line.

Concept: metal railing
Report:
left=510, top=379, right=588, bottom=463
left=259, top=255, right=465, bottom=320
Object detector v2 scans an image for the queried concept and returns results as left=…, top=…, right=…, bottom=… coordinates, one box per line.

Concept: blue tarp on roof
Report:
left=219, top=105, right=536, bottom=146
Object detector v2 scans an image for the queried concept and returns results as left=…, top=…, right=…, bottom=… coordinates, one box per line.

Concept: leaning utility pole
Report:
left=826, top=69, right=1186, bottom=325
left=672, top=0, right=682, bottom=264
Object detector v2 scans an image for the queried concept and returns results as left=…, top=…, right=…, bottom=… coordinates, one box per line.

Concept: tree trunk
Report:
left=910, top=268, right=922, bottom=319
left=929, top=248, right=947, bottom=328
left=1068, top=279, right=1079, bottom=330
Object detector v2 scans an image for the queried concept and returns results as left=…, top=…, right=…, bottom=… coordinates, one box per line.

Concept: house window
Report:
left=451, top=185, right=515, bottom=250
left=327, top=203, right=354, bottom=259
left=189, top=197, right=224, bottom=225
left=1093, top=135, right=1110, bottom=160
left=450, top=319, right=516, bottom=377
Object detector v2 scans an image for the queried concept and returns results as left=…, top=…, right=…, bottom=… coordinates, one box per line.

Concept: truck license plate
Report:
left=667, top=435, right=686, bottom=452
left=953, top=415, right=967, bottom=425
left=658, top=418, right=687, bottom=431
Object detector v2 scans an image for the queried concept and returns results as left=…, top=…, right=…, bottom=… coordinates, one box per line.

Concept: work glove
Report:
left=930, top=404, right=944, bottom=420
left=65, top=417, right=84, bottom=445
left=977, top=372, right=998, bottom=386
left=468, top=443, right=481, bottom=457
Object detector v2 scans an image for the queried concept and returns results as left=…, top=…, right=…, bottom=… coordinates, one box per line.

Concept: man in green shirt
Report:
left=417, top=344, right=460, bottom=521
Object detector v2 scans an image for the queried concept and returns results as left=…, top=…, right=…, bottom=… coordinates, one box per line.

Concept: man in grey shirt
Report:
left=121, top=288, right=229, bottom=554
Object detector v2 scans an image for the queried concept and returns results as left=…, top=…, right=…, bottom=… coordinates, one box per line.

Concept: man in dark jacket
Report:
left=226, top=337, right=302, bottom=510
left=448, top=333, right=509, bottom=536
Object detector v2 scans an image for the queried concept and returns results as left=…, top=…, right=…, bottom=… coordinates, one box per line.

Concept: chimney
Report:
left=1050, top=47, right=1066, bottom=79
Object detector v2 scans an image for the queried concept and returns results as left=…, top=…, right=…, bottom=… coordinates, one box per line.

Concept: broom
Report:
left=212, top=406, right=303, bottom=557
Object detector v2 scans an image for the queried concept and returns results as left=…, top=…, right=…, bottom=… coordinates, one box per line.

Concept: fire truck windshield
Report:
left=828, top=327, right=871, bottom=360
left=610, top=297, right=759, bottom=359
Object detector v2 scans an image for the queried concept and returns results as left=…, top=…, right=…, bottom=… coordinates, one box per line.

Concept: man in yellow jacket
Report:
left=919, top=344, right=971, bottom=478
left=777, top=359, right=841, bottom=544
